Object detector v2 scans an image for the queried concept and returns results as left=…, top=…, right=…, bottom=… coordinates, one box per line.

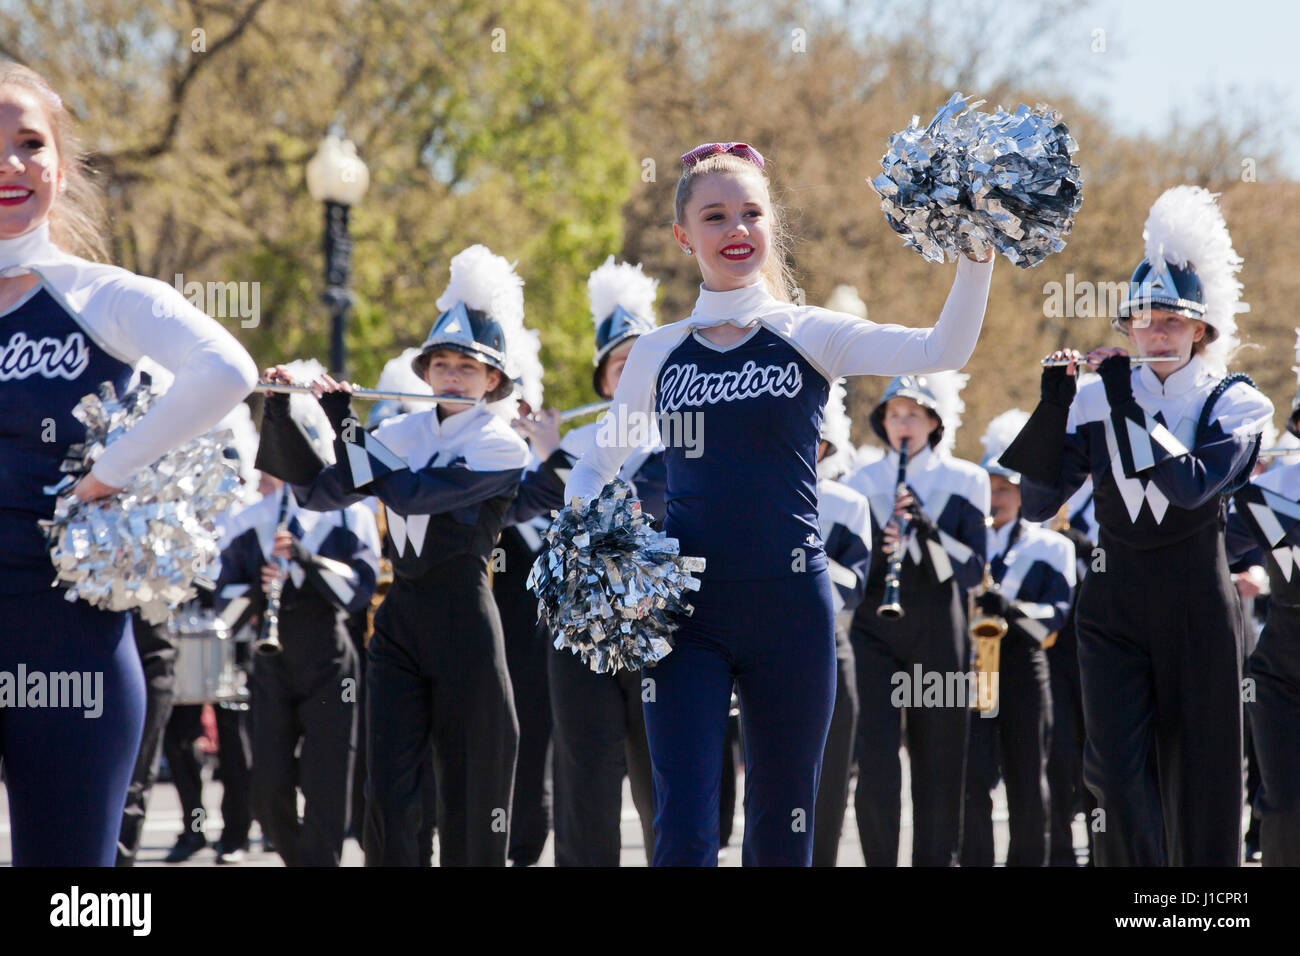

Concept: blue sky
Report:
left=1069, top=0, right=1299, bottom=177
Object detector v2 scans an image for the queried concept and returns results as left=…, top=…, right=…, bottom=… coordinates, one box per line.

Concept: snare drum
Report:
left=171, top=608, right=249, bottom=707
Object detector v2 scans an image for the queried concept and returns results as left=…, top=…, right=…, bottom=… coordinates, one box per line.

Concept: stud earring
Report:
left=684, top=247, right=693, bottom=256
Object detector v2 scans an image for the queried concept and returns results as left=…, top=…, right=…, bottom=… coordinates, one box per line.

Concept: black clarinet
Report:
left=876, top=437, right=910, bottom=619
left=256, top=484, right=292, bottom=655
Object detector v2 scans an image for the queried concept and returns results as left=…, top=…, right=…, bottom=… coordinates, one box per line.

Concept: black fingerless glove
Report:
left=905, top=503, right=936, bottom=537
left=1040, top=364, right=1077, bottom=409
left=974, top=589, right=1012, bottom=618
left=1098, top=355, right=1134, bottom=409
left=264, top=390, right=291, bottom=419
left=318, top=390, right=358, bottom=438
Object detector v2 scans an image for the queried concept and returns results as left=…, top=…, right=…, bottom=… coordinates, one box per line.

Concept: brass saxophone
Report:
left=968, top=549, right=1008, bottom=712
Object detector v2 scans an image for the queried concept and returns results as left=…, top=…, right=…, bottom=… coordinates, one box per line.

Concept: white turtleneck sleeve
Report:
left=798, top=255, right=993, bottom=379
left=1, top=223, right=259, bottom=488
left=82, top=273, right=259, bottom=487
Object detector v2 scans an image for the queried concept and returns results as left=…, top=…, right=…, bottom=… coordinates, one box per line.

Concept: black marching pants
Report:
left=494, top=528, right=553, bottom=865
left=852, top=581, right=969, bottom=867
left=1245, top=603, right=1300, bottom=866
left=1077, top=524, right=1243, bottom=866
left=961, top=628, right=1052, bottom=866
left=548, top=645, right=655, bottom=865
left=813, top=626, right=858, bottom=867
left=163, top=703, right=252, bottom=848
left=117, top=613, right=177, bottom=865
left=250, top=601, right=358, bottom=867
left=363, top=558, right=519, bottom=866
left=1046, top=597, right=1095, bottom=865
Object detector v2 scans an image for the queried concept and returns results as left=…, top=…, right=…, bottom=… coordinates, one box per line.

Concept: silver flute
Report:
left=1256, top=447, right=1300, bottom=460
left=558, top=400, right=611, bottom=423
left=258, top=382, right=479, bottom=406
left=1040, top=355, right=1181, bottom=367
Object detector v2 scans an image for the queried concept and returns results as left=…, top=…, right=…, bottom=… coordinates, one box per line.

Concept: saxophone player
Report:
left=960, top=411, right=1076, bottom=867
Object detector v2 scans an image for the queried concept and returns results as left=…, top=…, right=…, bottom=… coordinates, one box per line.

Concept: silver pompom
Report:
left=872, top=91, right=1083, bottom=268
left=526, top=479, right=706, bottom=674
left=38, top=379, right=243, bottom=624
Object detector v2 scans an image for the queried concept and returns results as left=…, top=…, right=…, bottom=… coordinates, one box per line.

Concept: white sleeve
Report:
left=801, top=256, right=993, bottom=380
left=85, top=273, right=259, bottom=487
left=563, top=329, right=677, bottom=506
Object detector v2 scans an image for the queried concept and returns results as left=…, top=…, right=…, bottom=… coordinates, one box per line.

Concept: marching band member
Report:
left=812, top=375, right=872, bottom=867
left=0, top=64, right=257, bottom=866
left=961, top=410, right=1075, bottom=866
left=517, top=256, right=664, bottom=866
left=216, top=375, right=379, bottom=867
left=1044, top=476, right=1100, bottom=866
left=843, top=371, right=989, bottom=866
left=259, top=245, right=532, bottom=866
left=1002, top=186, right=1273, bottom=866
left=563, top=142, right=994, bottom=866
left=1226, top=347, right=1300, bottom=866
left=360, top=353, right=438, bottom=862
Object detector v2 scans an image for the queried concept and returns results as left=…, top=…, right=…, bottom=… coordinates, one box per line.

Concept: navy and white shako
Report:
left=588, top=255, right=658, bottom=397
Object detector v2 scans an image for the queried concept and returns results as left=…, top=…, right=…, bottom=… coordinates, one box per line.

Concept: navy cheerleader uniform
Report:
left=843, top=431, right=989, bottom=866
left=1227, top=459, right=1300, bottom=864
left=564, top=255, right=993, bottom=866
left=1010, top=354, right=1271, bottom=865
left=0, top=222, right=256, bottom=865
left=812, top=475, right=872, bottom=867
left=215, top=489, right=379, bottom=866
left=961, top=514, right=1074, bottom=866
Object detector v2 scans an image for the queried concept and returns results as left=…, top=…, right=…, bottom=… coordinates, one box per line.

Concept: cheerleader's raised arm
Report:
left=564, top=255, right=993, bottom=506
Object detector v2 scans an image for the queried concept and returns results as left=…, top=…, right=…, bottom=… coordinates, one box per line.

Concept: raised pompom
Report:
left=872, top=92, right=1082, bottom=268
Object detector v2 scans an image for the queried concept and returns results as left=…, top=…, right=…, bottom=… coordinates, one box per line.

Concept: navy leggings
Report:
left=1, top=589, right=145, bottom=866
left=643, top=571, right=836, bottom=866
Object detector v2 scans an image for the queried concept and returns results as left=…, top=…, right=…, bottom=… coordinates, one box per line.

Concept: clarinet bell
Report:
left=876, top=600, right=904, bottom=620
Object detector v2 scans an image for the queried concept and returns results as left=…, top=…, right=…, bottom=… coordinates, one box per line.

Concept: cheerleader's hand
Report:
left=1040, top=350, right=1081, bottom=408
left=72, top=472, right=123, bottom=502
left=512, top=403, right=562, bottom=460
left=963, top=247, right=993, bottom=263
